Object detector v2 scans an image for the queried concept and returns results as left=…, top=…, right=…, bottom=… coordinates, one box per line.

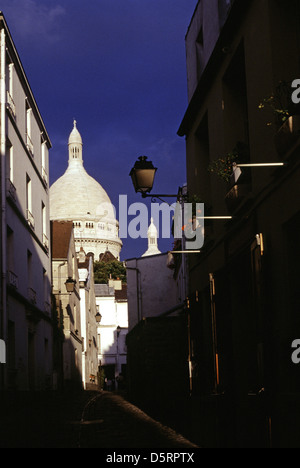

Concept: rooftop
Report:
left=51, top=221, right=73, bottom=259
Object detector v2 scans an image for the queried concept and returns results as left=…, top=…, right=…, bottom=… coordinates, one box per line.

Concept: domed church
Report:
left=50, top=121, right=122, bottom=260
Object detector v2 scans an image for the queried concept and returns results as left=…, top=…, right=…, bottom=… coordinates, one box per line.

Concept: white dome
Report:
left=50, top=121, right=122, bottom=260
left=68, top=120, right=82, bottom=146
left=50, top=164, right=116, bottom=221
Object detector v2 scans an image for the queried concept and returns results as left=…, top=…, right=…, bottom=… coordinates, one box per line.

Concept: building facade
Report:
left=178, top=0, right=300, bottom=447
left=0, top=13, right=53, bottom=391
left=78, top=250, right=99, bottom=389
left=125, top=222, right=190, bottom=414
left=126, top=252, right=178, bottom=332
left=50, top=122, right=122, bottom=260
left=95, top=282, right=128, bottom=390
left=51, top=221, right=82, bottom=391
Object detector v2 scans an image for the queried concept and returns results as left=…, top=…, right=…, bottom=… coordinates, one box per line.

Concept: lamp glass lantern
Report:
left=65, top=277, right=76, bottom=293
left=129, top=156, right=157, bottom=195
left=95, top=312, right=102, bottom=323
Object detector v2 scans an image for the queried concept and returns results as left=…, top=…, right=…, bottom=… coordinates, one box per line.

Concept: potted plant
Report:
left=208, top=142, right=251, bottom=213
left=259, top=81, right=300, bottom=156
left=208, top=152, right=237, bottom=183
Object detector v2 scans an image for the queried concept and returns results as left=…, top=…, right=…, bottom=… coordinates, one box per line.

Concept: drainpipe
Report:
left=0, top=27, right=6, bottom=389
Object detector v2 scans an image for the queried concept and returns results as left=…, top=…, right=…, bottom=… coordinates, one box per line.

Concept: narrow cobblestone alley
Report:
left=0, top=391, right=199, bottom=449
left=78, top=392, right=199, bottom=449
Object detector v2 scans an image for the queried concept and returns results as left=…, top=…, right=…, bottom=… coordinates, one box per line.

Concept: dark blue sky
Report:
left=1, top=0, right=198, bottom=260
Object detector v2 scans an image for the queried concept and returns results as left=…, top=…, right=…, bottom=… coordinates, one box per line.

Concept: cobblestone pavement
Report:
left=0, top=391, right=199, bottom=449
left=78, top=392, right=199, bottom=449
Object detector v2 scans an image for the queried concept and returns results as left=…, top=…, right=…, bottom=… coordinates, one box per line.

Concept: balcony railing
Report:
left=42, top=166, right=48, bottom=185
left=7, top=91, right=16, bottom=118
left=43, top=233, right=49, bottom=251
left=26, top=209, right=35, bottom=230
left=28, top=287, right=37, bottom=305
left=26, top=133, right=34, bottom=156
left=6, top=178, right=17, bottom=202
left=7, top=270, right=18, bottom=289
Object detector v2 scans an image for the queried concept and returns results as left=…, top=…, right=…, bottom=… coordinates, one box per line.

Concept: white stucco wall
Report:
left=126, top=253, right=177, bottom=331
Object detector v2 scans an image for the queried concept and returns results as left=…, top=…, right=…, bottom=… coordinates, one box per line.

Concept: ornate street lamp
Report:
left=95, top=311, right=102, bottom=323
left=129, top=156, right=157, bottom=196
left=65, top=277, right=76, bottom=293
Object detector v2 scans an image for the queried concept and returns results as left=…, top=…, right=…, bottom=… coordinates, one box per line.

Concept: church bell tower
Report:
left=68, top=120, right=83, bottom=165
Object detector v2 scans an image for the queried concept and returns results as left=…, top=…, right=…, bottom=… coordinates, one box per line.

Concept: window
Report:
left=26, top=174, right=32, bottom=211
left=8, top=145, right=13, bottom=183
left=26, top=103, right=31, bottom=137
left=72, top=146, right=79, bottom=159
left=42, top=202, right=48, bottom=249
left=97, top=333, right=101, bottom=354
left=43, top=268, right=50, bottom=313
left=222, top=42, right=250, bottom=151
left=8, top=63, right=14, bottom=97
left=6, top=142, right=16, bottom=201
left=42, top=202, right=46, bottom=233
left=27, top=250, right=33, bottom=289
left=41, top=140, right=48, bottom=184
left=7, top=226, right=17, bottom=289
left=26, top=174, right=34, bottom=229
left=74, top=305, right=77, bottom=332
left=6, top=141, right=13, bottom=182
left=7, top=62, right=16, bottom=118
left=26, top=101, right=33, bottom=156
left=194, top=113, right=211, bottom=205
left=7, top=226, right=14, bottom=272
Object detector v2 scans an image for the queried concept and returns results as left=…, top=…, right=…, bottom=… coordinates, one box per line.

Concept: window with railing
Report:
left=6, top=62, right=16, bottom=119
left=26, top=102, right=34, bottom=156
left=26, top=209, right=35, bottom=229
left=41, top=140, right=48, bottom=184
left=43, top=233, right=49, bottom=251
left=28, top=287, right=37, bottom=305
left=26, top=174, right=34, bottom=229
left=26, top=133, right=34, bottom=157
left=7, top=270, right=18, bottom=289
left=42, top=202, right=48, bottom=249
left=6, top=178, right=16, bottom=203
left=7, top=90, right=16, bottom=119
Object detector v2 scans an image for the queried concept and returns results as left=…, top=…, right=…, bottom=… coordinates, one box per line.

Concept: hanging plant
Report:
left=258, top=81, right=296, bottom=127
left=208, top=142, right=249, bottom=183
left=208, top=152, right=237, bottom=183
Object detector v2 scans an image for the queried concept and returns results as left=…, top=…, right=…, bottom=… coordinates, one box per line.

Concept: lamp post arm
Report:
left=141, top=193, right=186, bottom=206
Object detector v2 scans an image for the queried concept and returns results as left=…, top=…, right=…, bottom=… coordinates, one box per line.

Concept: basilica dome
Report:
left=50, top=121, right=122, bottom=260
